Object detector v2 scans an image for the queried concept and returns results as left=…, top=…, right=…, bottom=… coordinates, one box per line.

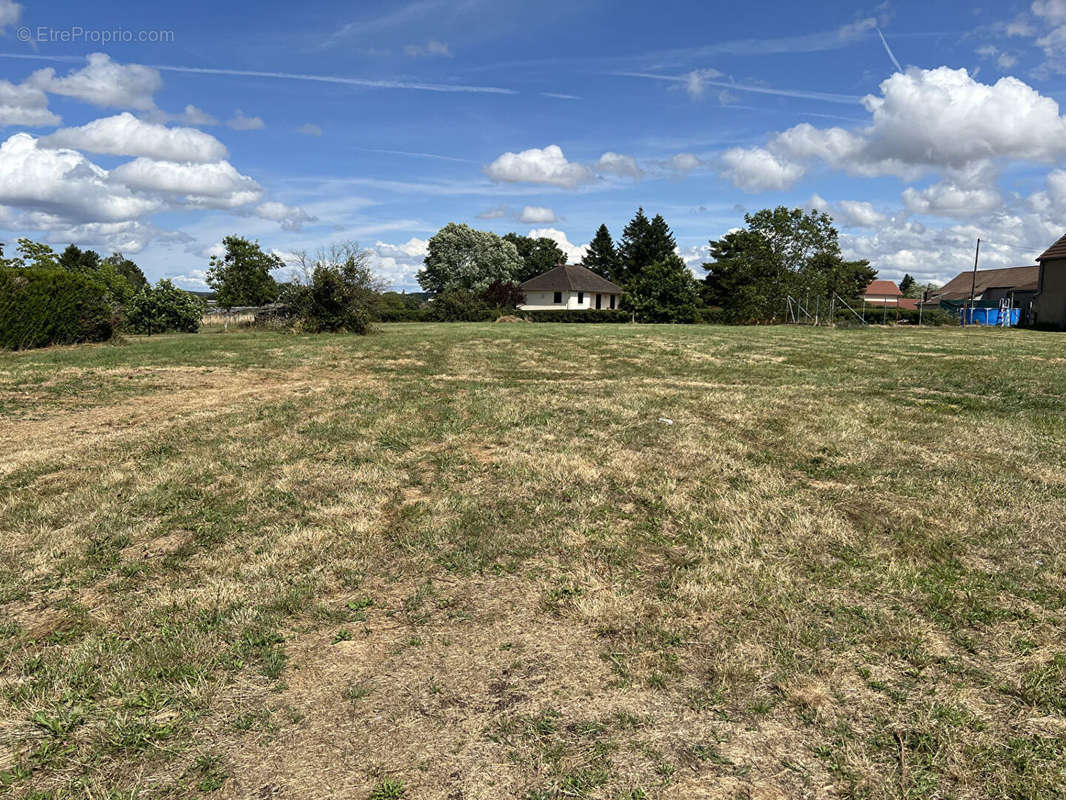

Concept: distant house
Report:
left=518, top=264, right=623, bottom=311
left=921, top=265, right=1039, bottom=323
left=1034, top=234, right=1066, bottom=327
left=863, top=279, right=903, bottom=306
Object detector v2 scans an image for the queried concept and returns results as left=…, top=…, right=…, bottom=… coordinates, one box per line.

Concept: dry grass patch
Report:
left=1, top=324, right=1065, bottom=798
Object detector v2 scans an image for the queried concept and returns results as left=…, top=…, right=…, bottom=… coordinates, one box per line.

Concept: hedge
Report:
left=522, top=309, right=631, bottom=323
left=0, top=267, right=113, bottom=349
left=377, top=307, right=432, bottom=322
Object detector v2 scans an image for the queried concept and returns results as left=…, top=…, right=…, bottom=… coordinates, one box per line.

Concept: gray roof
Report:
left=519, top=264, right=622, bottom=293
left=928, top=265, right=1038, bottom=302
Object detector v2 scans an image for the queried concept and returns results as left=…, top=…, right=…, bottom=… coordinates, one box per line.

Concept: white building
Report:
left=518, top=264, right=624, bottom=311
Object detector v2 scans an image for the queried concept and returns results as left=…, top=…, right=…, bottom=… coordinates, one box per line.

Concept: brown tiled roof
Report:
left=1038, top=233, right=1066, bottom=261
left=929, top=265, right=1038, bottom=301
left=519, top=264, right=623, bottom=294
left=864, top=279, right=902, bottom=297
left=898, top=298, right=919, bottom=310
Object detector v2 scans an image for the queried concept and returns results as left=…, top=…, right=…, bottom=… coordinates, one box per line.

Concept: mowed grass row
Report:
left=0, top=323, right=1065, bottom=799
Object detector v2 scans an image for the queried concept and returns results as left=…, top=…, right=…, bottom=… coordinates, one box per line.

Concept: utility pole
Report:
left=966, top=238, right=981, bottom=326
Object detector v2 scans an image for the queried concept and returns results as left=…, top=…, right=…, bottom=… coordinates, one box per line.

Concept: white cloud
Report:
left=0, top=0, right=21, bottom=32
left=226, top=110, right=265, bottom=130
left=597, top=151, right=643, bottom=178
left=28, top=53, right=162, bottom=110
left=253, top=201, right=317, bottom=231
left=404, top=40, right=452, bottom=57
left=174, top=105, right=218, bottom=126
left=0, top=133, right=161, bottom=223
left=669, top=152, right=704, bottom=172
left=683, top=68, right=725, bottom=98
left=366, top=238, right=430, bottom=289
left=0, top=79, right=60, bottom=127
left=834, top=200, right=887, bottom=228
left=41, top=113, right=228, bottom=162
left=517, top=205, right=557, bottom=224
left=719, top=67, right=1066, bottom=192
left=476, top=203, right=508, bottom=219
left=719, top=146, right=805, bottom=191
left=375, top=237, right=429, bottom=259
left=484, top=145, right=593, bottom=189
left=297, top=123, right=323, bottom=136
left=110, top=158, right=264, bottom=209
left=526, top=227, right=589, bottom=263
left=1034, top=0, right=1066, bottom=25
left=902, top=181, right=1003, bottom=217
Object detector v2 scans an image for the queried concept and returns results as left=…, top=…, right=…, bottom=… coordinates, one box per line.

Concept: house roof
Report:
left=519, top=264, right=623, bottom=294
left=1038, top=233, right=1066, bottom=261
left=864, top=279, right=902, bottom=297
left=927, top=265, right=1038, bottom=302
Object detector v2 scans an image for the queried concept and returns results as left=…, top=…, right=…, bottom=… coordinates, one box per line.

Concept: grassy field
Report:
left=1, top=322, right=1065, bottom=799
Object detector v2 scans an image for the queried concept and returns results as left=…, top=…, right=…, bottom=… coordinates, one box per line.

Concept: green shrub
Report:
left=694, top=307, right=724, bottom=324
left=377, top=307, right=432, bottom=322
left=426, top=290, right=497, bottom=322
left=0, top=267, right=113, bottom=349
left=523, top=309, right=631, bottom=323
left=278, top=265, right=373, bottom=334
left=127, top=280, right=204, bottom=335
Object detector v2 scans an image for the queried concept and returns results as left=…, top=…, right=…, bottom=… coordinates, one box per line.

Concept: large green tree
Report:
left=417, top=223, right=522, bottom=294
left=502, top=233, right=565, bottom=282
left=104, top=252, right=148, bottom=293
left=704, top=207, right=873, bottom=322
left=206, top=235, right=282, bottom=308
left=580, top=224, right=619, bottom=280
left=616, top=209, right=677, bottom=285
left=626, top=255, right=700, bottom=323
left=58, top=244, right=102, bottom=273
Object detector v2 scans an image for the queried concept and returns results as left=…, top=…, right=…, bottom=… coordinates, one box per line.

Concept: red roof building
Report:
left=863, top=279, right=903, bottom=306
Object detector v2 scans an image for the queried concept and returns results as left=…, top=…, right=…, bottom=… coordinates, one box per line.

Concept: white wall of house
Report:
left=519, top=290, right=619, bottom=311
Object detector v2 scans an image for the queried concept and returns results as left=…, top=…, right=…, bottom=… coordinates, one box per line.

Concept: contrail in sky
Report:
left=0, top=53, right=517, bottom=94
left=877, top=28, right=903, bottom=73
left=614, top=71, right=863, bottom=105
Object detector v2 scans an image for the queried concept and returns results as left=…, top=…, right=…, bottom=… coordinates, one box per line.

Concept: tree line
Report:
left=414, top=206, right=877, bottom=324
left=1, top=204, right=887, bottom=349
left=0, top=239, right=202, bottom=349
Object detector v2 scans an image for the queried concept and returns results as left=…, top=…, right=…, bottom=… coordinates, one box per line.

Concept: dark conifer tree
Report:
left=580, top=224, right=619, bottom=280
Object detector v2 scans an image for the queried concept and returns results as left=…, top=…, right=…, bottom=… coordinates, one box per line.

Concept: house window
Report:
left=595, top=294, right=602, bottom=309
left=577, top=291, right=584, bottom=303
left=610, top=295, right=616, bottom=309
left=553, top=291, right=562, bottom=304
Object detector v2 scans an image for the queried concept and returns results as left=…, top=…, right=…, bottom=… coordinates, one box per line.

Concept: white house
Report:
left=518, top=264, right=623, bottom=311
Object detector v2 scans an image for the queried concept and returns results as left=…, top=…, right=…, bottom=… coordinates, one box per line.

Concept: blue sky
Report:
left=2, top=0, right=1066, bottom=289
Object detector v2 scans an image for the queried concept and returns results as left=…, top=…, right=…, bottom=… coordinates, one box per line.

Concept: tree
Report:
left=580, top=224, right=619, bottom=279
left=899, top=273, right=918, bottom=298
left=58, top=244, right=102, bottom=273
left=616, top=209, right=677, bottom=285
left=417, top=223, right=522, bottom=294
left=206, top=235, right=282, bottom=308
left=482, top=280, right=526, bottom=309
left=104, top=252, right=148, bottom=292
left=14, top=238, right=59, bottom=269
left=126, top=280, right=204, bottom=335
left=626, top=254, right=700, bottom=323
left=502, top=233, right=565, bottom=282
left=704, top=206, right=869, bottom=323
left=280, top=241, right=382, bottom=334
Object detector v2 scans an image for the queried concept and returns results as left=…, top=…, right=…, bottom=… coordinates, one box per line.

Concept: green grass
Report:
left=1, top=322, right=1065, bottom=798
